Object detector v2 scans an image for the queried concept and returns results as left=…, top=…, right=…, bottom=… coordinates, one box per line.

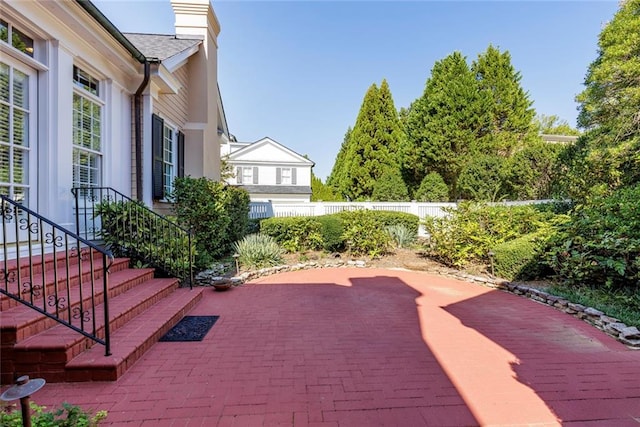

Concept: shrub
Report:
left=386, top=224, right=416, bottom=248
left=233, top=234, right=284, bottom=270
left=260, top=217, right=324, bottom=252
left=1, top=401, right=107, bottom=426
left=94, top=200, right=194, bottom=280
left=545, top=184, right=640, bottom=290
left=423, top=202, right=559, bottom=267
left=365, top=211, right=419, bottom=236
left=414, top=172, right=449, bottom=202
left=371, top=170, right=409, bottom=201
left=316, top=215, right=345, bottom=252
left=172, top=177, right=250, bottom=268
left=491, top=233, right=541, bottom=280
left=339, top=210, right=391, bottom=257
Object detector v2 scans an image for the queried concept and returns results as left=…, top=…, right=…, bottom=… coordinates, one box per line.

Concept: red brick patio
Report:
left=5, top=268, right=640, bottom=426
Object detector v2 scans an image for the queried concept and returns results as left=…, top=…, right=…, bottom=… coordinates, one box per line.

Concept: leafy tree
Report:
left=311, top=173, right=340, bottom=201
left=371, top=169, right=409, bottom=201
left=534, top=114, right=580, bottom=136
left=336, top=80, right=405, bottom=200
left=471, top=45, right=538, bottom=157
left=504, top=140, right=566, bottom=200
left=404, top=52, right=490, bottom=198
left=414, top=172, right=449, bottom=202
left=569, top=0, right=640, bottom=199
left=326, top=127, right=351, bottom=197
left=457, top=154, right=505, bottom=201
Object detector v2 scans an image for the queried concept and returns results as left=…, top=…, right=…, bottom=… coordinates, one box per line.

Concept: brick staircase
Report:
left=0, top=250, right=203, bottom=384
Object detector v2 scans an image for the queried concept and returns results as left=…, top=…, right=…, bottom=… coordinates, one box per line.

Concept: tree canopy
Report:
left=567, top=0, right=640, bottom=199
left=328, top=80, right=404, bottom=200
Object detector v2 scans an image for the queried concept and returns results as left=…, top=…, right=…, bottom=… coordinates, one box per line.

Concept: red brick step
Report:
left=65, top=287, right=204, bottom=381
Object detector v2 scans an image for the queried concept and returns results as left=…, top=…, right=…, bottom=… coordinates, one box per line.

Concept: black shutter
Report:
left=177, top=131, right=185, bottom=178
left=152, top=114, right=164, bottom=200
left=276, top=168, right=281, bottom=185
left=291, top=168, right=297, bottom=185
left=252, top=167, right=259, bottom=184
left=237, top=167, right=243, bottom=184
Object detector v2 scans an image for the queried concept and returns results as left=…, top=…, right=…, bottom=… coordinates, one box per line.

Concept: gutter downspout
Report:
left=134, top=62, right=151, bottom=201
left=75, top=0, right=160, bottom=201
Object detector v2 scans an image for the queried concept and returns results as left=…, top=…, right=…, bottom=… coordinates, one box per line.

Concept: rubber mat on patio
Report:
left=159, top=315, right=219, bottom=342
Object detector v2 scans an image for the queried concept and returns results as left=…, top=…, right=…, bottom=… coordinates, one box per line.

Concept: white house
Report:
left=0, top=0, right=226, bottom=240
left=222, top=137, right=314, bottom=203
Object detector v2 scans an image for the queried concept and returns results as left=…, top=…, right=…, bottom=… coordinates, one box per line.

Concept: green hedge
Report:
left=492, top=233, right=541, bottom=280
left=424, top=202, right=562, bottom=268
left=260, top=217, right=324, bottom=252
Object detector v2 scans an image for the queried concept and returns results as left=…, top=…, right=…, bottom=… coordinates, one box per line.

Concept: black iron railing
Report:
left=1, top=195, right=114, bottom=356
left=71, top=187, right=193, bottom=289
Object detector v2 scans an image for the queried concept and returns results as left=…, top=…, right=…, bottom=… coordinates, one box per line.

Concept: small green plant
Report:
left=0, top=401, right=107, bottom=426
left=233, top=234, right=284, bottom=270
left=386, top=224, right=416, bottom=249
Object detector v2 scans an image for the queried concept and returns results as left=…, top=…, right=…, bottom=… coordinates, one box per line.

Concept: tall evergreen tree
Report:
left=326, top=127, right=352, bottom=198
left=471, top=45, right=537, bottom=157
left=336, top=80, right=405, bottom=200
left=568, top=0, right=640, bottom=198
left=404, top=52, right=490, bottom=199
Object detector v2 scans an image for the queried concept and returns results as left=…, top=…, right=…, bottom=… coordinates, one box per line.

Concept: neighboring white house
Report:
left=222, top=137, right=314, bottom=203
left=0, top=0, right=226, bottom=241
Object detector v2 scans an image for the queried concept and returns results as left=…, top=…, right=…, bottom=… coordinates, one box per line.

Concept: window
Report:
left=162, top=123, right=176, bottom=197
left=72, top=67, right=102, bottom=189
left=276, top=167, right=297, bottom=185
left=152, top=114, right=183, bottom=200
left=236, top=166, right=258, bottom=185
left=0, top=20, right=34, bottom=58
left=0, top=59, right=34, bottom=204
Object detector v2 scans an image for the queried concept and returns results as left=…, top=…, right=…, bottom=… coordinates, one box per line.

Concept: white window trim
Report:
left=72, top=69, right=104, bottom=189
left=162, top=121, right=178, bottom=200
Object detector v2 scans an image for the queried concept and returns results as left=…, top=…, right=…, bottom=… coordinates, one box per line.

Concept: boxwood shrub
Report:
left=492, top=233, right=542, bottom=281
left=260, top=217, right=324, bottom=252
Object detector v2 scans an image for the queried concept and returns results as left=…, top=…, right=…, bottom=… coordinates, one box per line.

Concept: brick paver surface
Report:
left=9, top=268, right=640, bottom=426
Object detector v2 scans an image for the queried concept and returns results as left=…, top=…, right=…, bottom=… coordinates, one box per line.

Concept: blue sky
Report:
left=95, top=0, right=619, bottom=180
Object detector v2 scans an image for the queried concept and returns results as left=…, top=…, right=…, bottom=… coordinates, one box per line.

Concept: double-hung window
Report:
left=236, top=166, right=258, bottom=185
left=0, top=20, right=37, bottom=206
left=276, top=167, right=296, bottom=185
left=72, top=66, right=102, bottom=189
left=152, top=114, right=183, bottom=200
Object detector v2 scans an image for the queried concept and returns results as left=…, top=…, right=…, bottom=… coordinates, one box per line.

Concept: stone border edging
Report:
left=195, top=259, right=640, bottom=349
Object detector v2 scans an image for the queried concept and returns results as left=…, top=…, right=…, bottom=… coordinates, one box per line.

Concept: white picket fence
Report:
left=248, top=200, right=551, bottom=236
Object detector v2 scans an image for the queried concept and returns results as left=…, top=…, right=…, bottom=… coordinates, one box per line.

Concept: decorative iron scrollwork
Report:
left=0, top=203, right=15, bottom=221
left=47, top=295, right=66, bottom=310
left=1, top=269, right=16, bottom=283
left=45, top=232, right=63, bottom=247
left=21, top=281, right=42, bottom=297
left=72, top=307, right=91, bottom=323
left=18, top=217, right=39, bottom=234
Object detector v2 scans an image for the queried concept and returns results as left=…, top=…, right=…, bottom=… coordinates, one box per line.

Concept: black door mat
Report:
left=159, top=315, right=219, bottom=342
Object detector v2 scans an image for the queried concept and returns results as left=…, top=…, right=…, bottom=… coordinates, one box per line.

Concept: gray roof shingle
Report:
left=123, top=33, right=201, bottom=61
